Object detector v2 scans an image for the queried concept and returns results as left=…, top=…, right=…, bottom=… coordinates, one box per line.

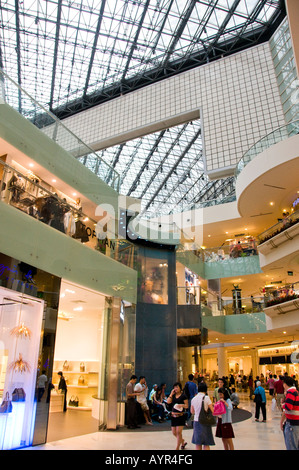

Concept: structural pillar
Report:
left=106, top=296, right=121, bottom=430
left=217, top=344, right=228, bottom=378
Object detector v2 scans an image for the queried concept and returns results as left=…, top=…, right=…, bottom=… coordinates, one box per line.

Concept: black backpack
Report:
left=183, top=382, right=190, bottom=399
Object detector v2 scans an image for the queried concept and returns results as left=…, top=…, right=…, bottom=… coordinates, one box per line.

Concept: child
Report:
left=215, top=387, right=235, bottom=450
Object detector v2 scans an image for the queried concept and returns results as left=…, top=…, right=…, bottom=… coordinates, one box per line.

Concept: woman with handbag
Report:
left=215, top=387, right=235, bottom=450
left=191, top=382, right=215, bottom=450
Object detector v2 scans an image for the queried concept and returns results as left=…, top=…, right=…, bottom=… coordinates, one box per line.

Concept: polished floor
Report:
left=28, top=394, right=286, bottom=451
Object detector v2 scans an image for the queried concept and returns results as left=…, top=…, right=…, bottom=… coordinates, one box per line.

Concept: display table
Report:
left=49, top=391, right=64, bottom=413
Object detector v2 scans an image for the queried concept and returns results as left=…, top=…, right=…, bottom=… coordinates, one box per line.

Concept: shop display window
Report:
left=52, top=281, right=106, bottom=412
left=0, top=159, right=104, bottom=253
left=0, top=286, right=44, bottom=449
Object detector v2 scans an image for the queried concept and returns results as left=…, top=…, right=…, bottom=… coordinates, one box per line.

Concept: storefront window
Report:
left=0, top=287, right=43, bottom=449
left=0, top=252, right=61, bottom=449
left=51, top=280, right=107, bottom=413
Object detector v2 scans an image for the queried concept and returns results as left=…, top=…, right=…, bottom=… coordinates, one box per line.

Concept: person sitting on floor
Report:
left=152, top=386, right=166, bottom=422
left=230, top=388, right=240, bottom=409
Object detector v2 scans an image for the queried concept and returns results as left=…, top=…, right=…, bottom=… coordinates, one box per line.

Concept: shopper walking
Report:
left=248, top=375, right=254, bottom=400
left=254, top=381, right=267, bottom=422
left=167, top=382, right=188, bottom=450
left=274, top=375, right=285, bottom=411
left=191, top=382, right=215, bottom=450
left=267, top=374, right=275, bottom=396
left=280, top=376, right=299, bottom=450
left=184, top=374, right=198, bottom=419
left=215, top=387, right=235, bottom=450
left=57, top=371, right=67, bottom=412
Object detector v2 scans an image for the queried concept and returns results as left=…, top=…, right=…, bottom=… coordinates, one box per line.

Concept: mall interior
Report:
left=0, top=0, right=298, bottom=451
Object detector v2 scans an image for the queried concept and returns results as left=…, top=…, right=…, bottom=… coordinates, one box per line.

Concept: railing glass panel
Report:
left=0, top=69, right=120, bottom=191
left=235, top=120, right=299, bottom=178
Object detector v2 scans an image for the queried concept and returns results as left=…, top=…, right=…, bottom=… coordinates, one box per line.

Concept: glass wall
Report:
left=270, top=18, right=299, bottom=123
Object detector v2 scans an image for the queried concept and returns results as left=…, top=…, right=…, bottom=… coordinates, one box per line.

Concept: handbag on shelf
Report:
left=213, top=400, right=226, bottom=416
left=0, top=392, right=13, bottom=413
left=78, top=375, right=85, bottom=385
left=12, top=387, right=26, bottom=402
left=63, top=360, right=69, bottom=371
left=198, top=398, right=216, bottom=426
left=80, top=362, right=85, bottom=372
left=68, top=396, right=79, bottom=407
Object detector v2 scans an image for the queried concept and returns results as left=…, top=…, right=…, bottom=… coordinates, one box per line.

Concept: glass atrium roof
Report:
left=0, top=0, right=285, bottom=217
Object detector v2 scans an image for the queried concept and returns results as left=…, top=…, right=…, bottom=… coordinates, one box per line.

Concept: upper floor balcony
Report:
left=263, top=281, right=299, bottom=332
left=257, top=208, right=299, bottom=269
left=176, top=238, right=262, bottom=280
left=176, top=285, right=267, bottom=335
left=235, top=121, right=299, bottom=224
left=0, top=158, right=137, bottom=303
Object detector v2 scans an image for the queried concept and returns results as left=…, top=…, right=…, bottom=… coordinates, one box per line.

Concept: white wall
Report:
left=56, top=43, right=285, bottom=178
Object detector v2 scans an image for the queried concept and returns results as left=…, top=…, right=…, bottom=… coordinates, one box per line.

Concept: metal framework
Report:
left=81, top=119, right=235, bottom=218
left=0, top=0, right=286, bottom=217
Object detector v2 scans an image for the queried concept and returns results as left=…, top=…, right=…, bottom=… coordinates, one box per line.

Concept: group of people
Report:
left=126, top=376, right=170, bottom=429
left=168, top=377, right=235, bottom=451
left=126, top=371, right=299, bottom=451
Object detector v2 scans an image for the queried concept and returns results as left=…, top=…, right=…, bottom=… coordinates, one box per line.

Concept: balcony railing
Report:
left=235, top=120, right=299, bottom=178
left=257, top=209, right=299, bottom=246
left=177, top=285, right=265, bottom=315
left=0, top=69, right=120, bottom=191
left=264, top=282, right=299, bottom=308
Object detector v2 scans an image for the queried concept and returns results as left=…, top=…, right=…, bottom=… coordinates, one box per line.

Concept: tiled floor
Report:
left=27, top=395, right=286, bottom=451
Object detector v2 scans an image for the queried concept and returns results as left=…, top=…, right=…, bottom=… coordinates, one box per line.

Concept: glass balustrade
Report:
left=264, top=281, right=299, bottom=308
left=257, top=208, right=299, bottom=245
left=177, top=285, right=266, bottom=315
left=0, top=69, right=120, bottom=191
left=235, top=120, right=299, bottom=178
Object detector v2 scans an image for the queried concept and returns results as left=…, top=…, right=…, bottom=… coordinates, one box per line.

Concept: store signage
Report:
left=0, top=264, right=36, bottom=293
left=97, top=237, right=116, bottom=250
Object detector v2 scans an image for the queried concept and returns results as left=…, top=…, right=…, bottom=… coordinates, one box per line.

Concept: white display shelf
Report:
left=53, top=360, right=99, bottom=410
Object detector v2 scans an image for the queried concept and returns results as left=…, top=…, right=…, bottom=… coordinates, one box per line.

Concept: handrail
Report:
left=257, top=208, right=299, bottom=245
left=0, top=68, right=120, bottom=191
left=235, top=120, right=299, bottom=178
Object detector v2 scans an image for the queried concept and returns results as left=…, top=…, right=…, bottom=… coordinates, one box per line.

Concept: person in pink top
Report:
left=267, top=374, right=275, bottom=396
left=274, top=376, right=285, bottom=411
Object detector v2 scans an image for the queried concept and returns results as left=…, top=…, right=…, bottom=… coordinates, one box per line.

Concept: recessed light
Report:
left=52, top=179, right=56, bottom=183
left=270, top=202, right=274, bottom=206
left=73, top=192, right=77, bottom=196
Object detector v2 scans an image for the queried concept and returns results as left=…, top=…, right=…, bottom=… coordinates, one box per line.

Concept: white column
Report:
left=217, top=344, right=228, bottom=378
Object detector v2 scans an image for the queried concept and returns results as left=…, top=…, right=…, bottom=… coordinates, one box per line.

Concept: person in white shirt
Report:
left=134, top=376, right=153, bottom=425
left=37, top=369, right=48, bottom=402
left=191, top=382, right=215, bottom=450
